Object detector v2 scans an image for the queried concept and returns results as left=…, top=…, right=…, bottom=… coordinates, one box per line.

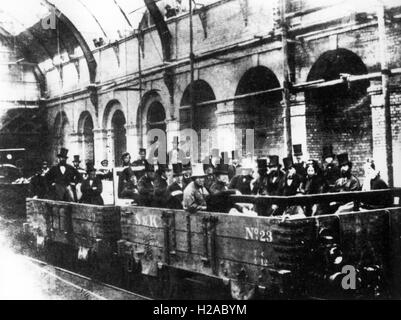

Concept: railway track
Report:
left=17, top=255, right=152, bottom=300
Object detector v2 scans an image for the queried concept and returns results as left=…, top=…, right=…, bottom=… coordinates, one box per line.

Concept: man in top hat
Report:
left=80, top=162, right=104, bottom=206
left=279, top=157, right=302, bottom=196
left=293, top=144, right=306, bottom=183
left=118, top=152, right=132, bottom=198
left=208, top=163, right=237, bottom=213
left=45, top=148, right=81, bottom=202
left=30, top=160, right=50, bottom=199
left=119, top=161, right=144, bottom=201
left=252, top=159, right=269, bottom=195
left=203, top=157, right=216, bottom=193
left=166, top=163, right=185, bottom=209
left=322, top=145, right=340, bottom=191
left=167, top=136, right=186, bottom=165
left=182, top=161, right=192, bottom=190
left=183, top=163, right=209, bottom=213
left=72, top=155, right=87, bottom=184
left=266, top=155, right=285, bottom=196
left=228, top=150, right=241, bottom=181
left=137, top=163, right=155, bottom=207
left=152, top=163, right=170, bottom=208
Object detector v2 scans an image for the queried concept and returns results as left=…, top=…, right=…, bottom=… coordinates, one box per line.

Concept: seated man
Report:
left=208, top=163, right=237, bottom=213
left=183, top=163, right=209, bottom=213
left=80, top=163, right=104, bottom=206
left=137, top=163, right=155, bottom=207
left=166, top=163, right=185, bottom=210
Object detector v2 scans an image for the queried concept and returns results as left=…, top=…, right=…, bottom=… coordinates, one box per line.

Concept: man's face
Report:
left=73, top=162, right=80, bottom=168
left=258, top=168, right=267, bottom=176
left=295, top=156, right=302, bottom=163
left=325, top=157, right=334, bottom=164
left=195, top=177, right=205, bottom=187
left=174, top=175, right=183, bottom=184
left=183, top=170, right=191, bottom=178
left=269, top=166, right=278, bottom=173
left=218, top=174, right=229, bottom=184
left=89, top=171, right=96, bottom=180
left=341, top=165, right=350, bottom=176
left=307, top=166, right=316, bottom=177
left=58, top=157, right=67, bottom=165
left=42, top=163, right=48, bottom=170
left=123, top=155, right=131, bottom=164
left=206, top=167, right=214, bottom=176
left=288, top=167, right=296, bottom=178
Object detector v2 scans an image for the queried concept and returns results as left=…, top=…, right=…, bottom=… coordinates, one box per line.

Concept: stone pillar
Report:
left=215, top=102, right=239, bottom=156
left=126, top=124, right=141, bottom=157
left=106, top=129, right=115, bottom=167
left=368, top=83, right=390, bottom=183
left=290, top=92, right=309, bottom=160
left=93, top=129, right=108, bottom=167
left=68, top=132, right=83, bottom=159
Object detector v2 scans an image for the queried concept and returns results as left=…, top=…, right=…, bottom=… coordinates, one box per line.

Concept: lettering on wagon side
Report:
left=134, top=214, right=160, bottom=228
left=245, top=227, right=273, bottom=242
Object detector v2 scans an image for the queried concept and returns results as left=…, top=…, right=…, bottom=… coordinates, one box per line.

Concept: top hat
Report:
left=257, top=159, right=268, bottom=169
left=337, top=153, right=352, bottom=167
left=191, top=163, right=207, bottom=178
left=322, top=145, right=335, bottom=159
left=293, top=144, right=303, bottom=157
left=121, top=152, right=130, bottom=160
left=139, top=148, right=146, bottom=154
left=283, top=157, right=294, bottom=170
left=215, top=163, right=229, bottom=175
left=73, top=155, right=81, bottom=163
left=172, top=163, right=183, bottom=176
left=101, top=159, right=109, bottom=166
left=268, top=155, right=280, bottom=167
left=86, top=161, right=96, bottom=173
left=57, top=148, right=69, bottom=159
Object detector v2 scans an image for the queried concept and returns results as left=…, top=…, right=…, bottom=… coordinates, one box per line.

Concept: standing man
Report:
left=266, top=155, right=285, bottom=196
left=30, top=160, right=50, bottom=199
left=132, top=148, right=149, bottom=180
left=333, top=153, right=361, bottom=193
left=152, top=163, right=170, bottom=208
left=45, top=148, right=80, bottom=202
left=182, top=161, right=192, bottom=190
left=252, top=159, right=269, bottom=195
left=279, top=157, right=302, bottom=196
left=293, top=145, right=306, bottom=183
left=118, top=152, right=132, bottom=198
left=183, top=163, right=209, bottom=213
left=322, top=145, right=340, bottom=191
left=80, top=163, right=104, bottom=206
left=137, top=163, right=155, bottom=207
left=203, top=159, right=216, bottom=193
left=166, top=163, right=184, bottom=209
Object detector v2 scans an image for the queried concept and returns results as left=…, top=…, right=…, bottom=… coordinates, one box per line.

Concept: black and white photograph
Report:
left=0, top=0, right=401, bottom=305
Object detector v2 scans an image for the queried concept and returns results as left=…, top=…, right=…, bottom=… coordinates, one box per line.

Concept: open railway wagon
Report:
left=24, top=189, right=401, bottom=299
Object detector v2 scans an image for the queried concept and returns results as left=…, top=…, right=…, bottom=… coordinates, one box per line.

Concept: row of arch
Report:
left=51, top=48, right=372, bottom=171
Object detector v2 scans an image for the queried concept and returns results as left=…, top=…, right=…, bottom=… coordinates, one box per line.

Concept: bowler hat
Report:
left=57, top=148, right=69, bottom=159
left=268, top=155, right=280, bottom=167
left=322, top=145, right=335, bottom=159
left=283, top=157, right=294, bottom=170
left=293, top=144, right=303, bottom=157
left=337, top=153, right=352, bottom=167
left=73, top=155, right=81, bottom=163
left=172, top=163, right=183, bottom=176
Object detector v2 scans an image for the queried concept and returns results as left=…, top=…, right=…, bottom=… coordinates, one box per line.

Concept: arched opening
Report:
left=180, top=80, right=217, bottom=160
left=78, top=112, right=94, bottom=165
left=234, top=66, right=282, bottom=157
left=306, top=48, right=372, bottom=176
left=111, top=110, right=127, bottom=166
left=52, top=111, right=71, bottom=161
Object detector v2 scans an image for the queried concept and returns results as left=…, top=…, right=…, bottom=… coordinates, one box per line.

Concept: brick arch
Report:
left=305, top=48, right=372, bottom=177
left=234, top=66, right=282, bottom=157
left=102, top=99, right=125, bottom=130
